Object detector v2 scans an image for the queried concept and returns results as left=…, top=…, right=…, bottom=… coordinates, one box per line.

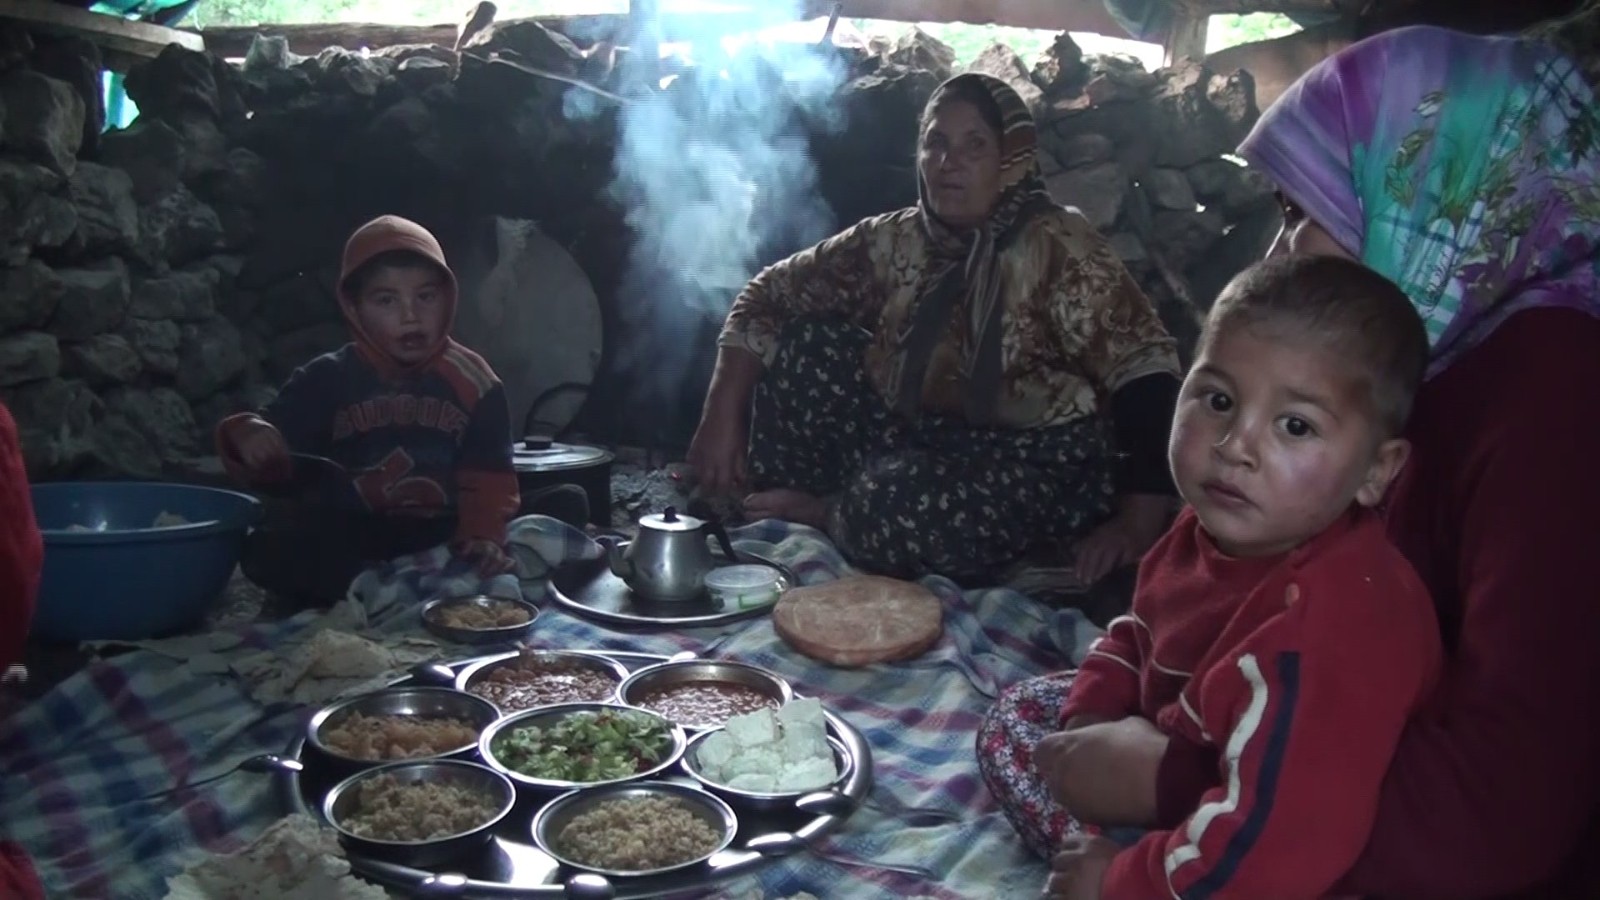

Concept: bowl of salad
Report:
left=478, top=702, right=686, bottom=792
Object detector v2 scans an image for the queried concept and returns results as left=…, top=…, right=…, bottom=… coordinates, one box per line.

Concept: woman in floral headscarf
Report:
left=989, top=21, right=1600, bottom=900
left=687, top=73, right=1182, bottom=586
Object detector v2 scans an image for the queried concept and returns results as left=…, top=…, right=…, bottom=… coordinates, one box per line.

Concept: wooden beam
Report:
left=1163, top=14, right=1210, bottom=64
left=801, top=0, right=1131, bottom=38
left=1175, top=0, right=1350, bottom=13
left=1, top=0, right=204, bottom=64
left=196, top=0, right=1138, bottom=60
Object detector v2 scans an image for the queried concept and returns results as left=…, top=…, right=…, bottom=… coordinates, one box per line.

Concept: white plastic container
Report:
left=704, top=564, right=783, bottom=610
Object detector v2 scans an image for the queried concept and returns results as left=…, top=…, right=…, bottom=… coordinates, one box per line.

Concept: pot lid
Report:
left=511, top=435, right=613, bottom=471
left=639, top=506, right=704, bottom=533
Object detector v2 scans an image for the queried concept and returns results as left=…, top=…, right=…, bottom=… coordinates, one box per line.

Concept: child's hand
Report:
left=454, top=538, right=514, bottom=577
left=1043, top=834, right=1118, bottom=900
left=1035, top=729, right=1078, bottom=806
left=233, top=419, right=290, bottom=482
left=1048, top=718, right=1165, bottom=827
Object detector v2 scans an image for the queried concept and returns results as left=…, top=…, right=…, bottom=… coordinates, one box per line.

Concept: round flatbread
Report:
left=772, top=576, right=943, bottom=668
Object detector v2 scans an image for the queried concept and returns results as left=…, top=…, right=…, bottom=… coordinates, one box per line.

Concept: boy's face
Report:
left=1168, top=323, right=1409, bottom=558
left=350, top=264, right=449, bottom=365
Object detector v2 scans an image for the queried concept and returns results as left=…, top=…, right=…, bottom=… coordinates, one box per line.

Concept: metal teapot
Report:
left=604, top=507, right=737, bottom=603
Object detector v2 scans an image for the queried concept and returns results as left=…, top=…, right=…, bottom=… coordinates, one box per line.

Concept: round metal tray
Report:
left=277, top=650, right=872, bottom=898
left=547, top=552, right=794, bottom=628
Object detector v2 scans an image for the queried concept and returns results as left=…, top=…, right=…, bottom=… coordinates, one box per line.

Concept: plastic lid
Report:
left=705, top=564, right=781, bottom=591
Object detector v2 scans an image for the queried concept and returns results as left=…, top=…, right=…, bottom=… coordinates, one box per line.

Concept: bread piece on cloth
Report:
left=772, top=576, right=943, bottom=667
left=162, top=813, right=390, bottom=900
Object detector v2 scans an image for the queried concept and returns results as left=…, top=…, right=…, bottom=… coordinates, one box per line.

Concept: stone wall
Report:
left=0, top=22, right=1276, bottom=478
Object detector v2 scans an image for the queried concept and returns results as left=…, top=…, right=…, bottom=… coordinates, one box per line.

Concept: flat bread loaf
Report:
left=773, top=576, right=943, bottom=667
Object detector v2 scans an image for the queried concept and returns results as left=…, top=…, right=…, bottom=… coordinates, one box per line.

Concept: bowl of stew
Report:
left=478, top=702, right=686, bottom=792
left=455, top=649, right=628, bottom=714
left=617, top=660, right=791, bottom=732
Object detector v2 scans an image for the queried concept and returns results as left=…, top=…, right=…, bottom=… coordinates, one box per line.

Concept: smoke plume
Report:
left=570, top=5, right=848, bottom=445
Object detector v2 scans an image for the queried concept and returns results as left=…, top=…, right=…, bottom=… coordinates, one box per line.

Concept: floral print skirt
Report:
left=975, top=669, right=1084, bottom=859
left=747, top=318, right=1116, bottom=585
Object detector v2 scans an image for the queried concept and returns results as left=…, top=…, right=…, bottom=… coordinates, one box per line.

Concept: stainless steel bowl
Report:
left=478, top=702, right=686, bottom=792
left=531, top=781, right=738, bottom=878
left=306, top=686, right=501, bottom=767
left=454, top=650, right=630, bottom=714
left=680, top=730, right=852, bottom=813
left=616, top=660, right=793, bottom=731
left=323, top=759, right=515, bottom=868
left=419, top=594, right=540, bottom=645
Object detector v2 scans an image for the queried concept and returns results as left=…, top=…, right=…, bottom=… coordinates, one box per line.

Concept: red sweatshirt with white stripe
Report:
left=1060, top=505, right=1442, bottom=900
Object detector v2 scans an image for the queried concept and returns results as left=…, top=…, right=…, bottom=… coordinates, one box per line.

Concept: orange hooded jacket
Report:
left=215, top=216, right=520, bottom=545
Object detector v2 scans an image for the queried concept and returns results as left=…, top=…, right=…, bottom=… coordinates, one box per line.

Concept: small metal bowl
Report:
left=479, top=702, right=686, bottom=793
left=616, top=660, right=793, bottom=731
left=455, top=650, right=630, bottom=713
left=532, top=781, right=738, bottom=878
left=420, top=594, right=540, bottom=645
left=680, top=730, right=852, bottom=813
left=307, top=686, right=501, bottom=768
left=323, top=759, right=515, bottom=868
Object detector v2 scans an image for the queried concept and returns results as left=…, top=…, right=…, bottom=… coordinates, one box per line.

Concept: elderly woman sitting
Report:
left=688, top=73, right=1181, bottom=586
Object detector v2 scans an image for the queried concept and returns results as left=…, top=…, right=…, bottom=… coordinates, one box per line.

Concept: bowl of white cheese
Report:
left=678, top=698, right=849, bottom=812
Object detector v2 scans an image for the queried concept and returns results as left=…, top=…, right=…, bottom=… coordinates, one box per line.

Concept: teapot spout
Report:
left=599, top=536, right=632, bottom=580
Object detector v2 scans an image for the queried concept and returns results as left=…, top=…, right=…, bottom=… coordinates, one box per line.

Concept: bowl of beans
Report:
left=324, top=759, right=515, bottom=867
left=531, top=781, right=738, bottom=878
left=454, top=649, right=629, bottom=714
left=307, top=687, right=501, bottom=768
left=617, top=660, right=791, bottom=732
left=478, top=702, right=686, bottom=792
left=419, top=594, right=540, bottom=645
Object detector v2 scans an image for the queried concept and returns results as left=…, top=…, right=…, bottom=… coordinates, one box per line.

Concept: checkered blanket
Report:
left=0, top=516, right=1104, bottom=899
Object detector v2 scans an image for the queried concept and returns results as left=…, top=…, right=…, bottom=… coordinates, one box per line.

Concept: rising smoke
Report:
left=567, top=4, right=848, bottom=445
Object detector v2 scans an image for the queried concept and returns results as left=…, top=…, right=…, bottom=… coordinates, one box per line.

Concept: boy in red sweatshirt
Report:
left=976, top=255, right=1444, bottom=900
left=216, top=215, right=521, bottom=603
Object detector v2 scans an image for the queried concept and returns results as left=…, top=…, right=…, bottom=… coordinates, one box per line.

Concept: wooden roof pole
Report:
left=0, top=0, right=204, bottom=71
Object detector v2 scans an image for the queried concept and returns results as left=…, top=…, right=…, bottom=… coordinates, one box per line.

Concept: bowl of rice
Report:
left=478, top=702, right=686, bottom=792
left=531, top=781, right=738, bottom=878
left=323, top=759, right=515, bottom=867
left=419, top=594, right=540, bottom=645
left=307, top=687, right=500, bottom=768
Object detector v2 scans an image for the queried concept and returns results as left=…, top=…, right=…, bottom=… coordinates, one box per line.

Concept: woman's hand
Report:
left=1048, top=718, right=1169, bottom=827
left=1043, top=834, right=1119, bottom=900
left=687, top=348, right=763, bottom=497
left=687, top=407, right=749, bottom=498
left=742, top=489, right=828, bottom=530
left=1073, top=493, right=1171, bottom=584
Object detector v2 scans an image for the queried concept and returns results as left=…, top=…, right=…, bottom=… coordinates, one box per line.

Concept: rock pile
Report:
left=0, top=20, right=1275, bottom=478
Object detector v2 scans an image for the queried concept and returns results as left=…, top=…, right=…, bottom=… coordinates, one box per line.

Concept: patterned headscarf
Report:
left=1238, top=25, right=1600, bottom=377
left=888, top=72, right=1057, bottom=423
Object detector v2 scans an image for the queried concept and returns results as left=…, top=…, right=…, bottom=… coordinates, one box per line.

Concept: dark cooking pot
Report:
left=512, top=436, right=613, bottom=527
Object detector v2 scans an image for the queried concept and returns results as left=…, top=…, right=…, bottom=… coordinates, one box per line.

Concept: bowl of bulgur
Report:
left=420, top=594, right=540, bottom=645
left=307, top=687, right=500, bottom=768
left=531, top=781, right=738, bottom=878
left=324, top=759, right=515, bottom=867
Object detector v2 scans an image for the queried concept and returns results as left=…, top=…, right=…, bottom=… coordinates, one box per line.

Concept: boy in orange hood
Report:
left=216, top=216, right=520, bottom=602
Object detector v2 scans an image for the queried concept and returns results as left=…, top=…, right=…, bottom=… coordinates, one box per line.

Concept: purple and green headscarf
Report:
left=1239, top=24, right=1600, bottom=377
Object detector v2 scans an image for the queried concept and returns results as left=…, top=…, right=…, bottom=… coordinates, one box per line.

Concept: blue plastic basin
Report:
left=29, top=481, right=262, bottom=642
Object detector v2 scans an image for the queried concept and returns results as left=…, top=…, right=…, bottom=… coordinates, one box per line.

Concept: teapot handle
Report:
left=707, top=517, right=739, bottom=562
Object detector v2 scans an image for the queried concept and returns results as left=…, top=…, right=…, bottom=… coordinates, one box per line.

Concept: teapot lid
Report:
left=639, top=506, right=704, bottom=533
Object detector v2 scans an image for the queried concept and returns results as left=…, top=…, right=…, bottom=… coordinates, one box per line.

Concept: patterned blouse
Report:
left=719, top=206, right=1180, bottom=430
